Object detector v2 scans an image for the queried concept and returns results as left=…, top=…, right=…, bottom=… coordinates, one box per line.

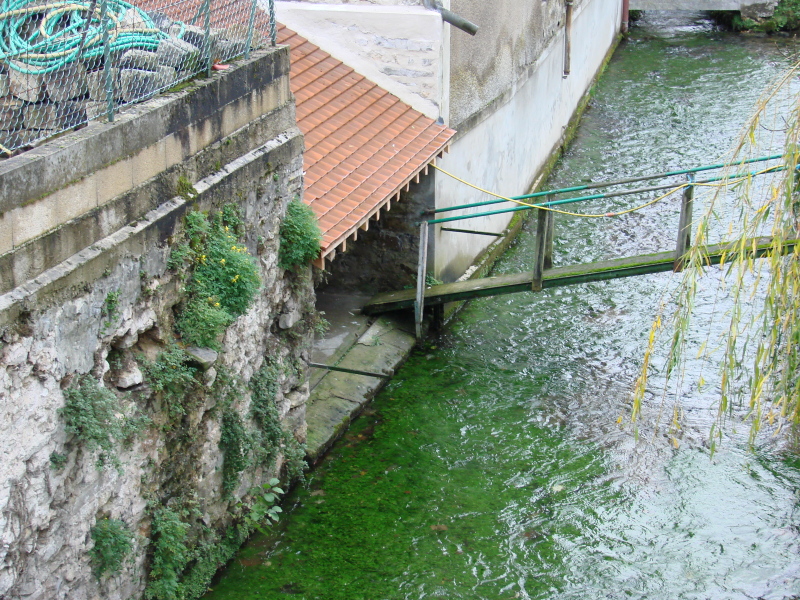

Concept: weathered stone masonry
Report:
left=0, top=46, right=314, bottom=600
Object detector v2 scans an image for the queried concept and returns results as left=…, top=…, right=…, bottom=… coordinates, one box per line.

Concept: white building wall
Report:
left=276, top=0, right=623, bottom=282
left=433, top=0, right=622, bottom=281
left=275, top=1, right=446, bottom=119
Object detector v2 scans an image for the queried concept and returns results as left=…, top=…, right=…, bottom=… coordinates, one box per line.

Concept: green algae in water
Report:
left=207, top=13, right=800, bottom=600
left=206, top=353, right=613, bottom=600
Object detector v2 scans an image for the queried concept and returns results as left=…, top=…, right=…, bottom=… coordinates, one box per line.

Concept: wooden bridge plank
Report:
left=362, top=237, right=797, bottom=315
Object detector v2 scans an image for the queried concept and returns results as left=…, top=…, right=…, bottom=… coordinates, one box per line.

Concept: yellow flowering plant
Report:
left=171, top=204, right=261, bottom=349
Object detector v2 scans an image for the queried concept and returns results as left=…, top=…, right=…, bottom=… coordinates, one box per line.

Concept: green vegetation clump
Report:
left=61, top=375, right=143, bottom=470
left=243, top=478, right=284, bottom=535
left=173, top=524, right=249, bottom=600
left=102, top=290, right=121, bottom=331
left=90, top=518, right=133, bottom=578
left=219, top=408, right=253, bottom=496
left=176, top=176, right=198, bottom=200
left=249, top=360, right=283, bottom=466
left=170, top=205, right=261, bottom=349
left=249, top=360, right=307, bottom=481
left=145, top=507, right=190, bottom=600
left=216, top=361, right=307, bottom=495
left=49, top=451, right=68, bottom=470
left=281, top=434, right=308, bottom=482
left=141, top=345, right=201, bottom=424
left=278, top=199, right=322, bottom=270
left=145, top=491, right=285, bottom=600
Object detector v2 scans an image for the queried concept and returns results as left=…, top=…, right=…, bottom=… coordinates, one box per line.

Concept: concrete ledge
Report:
left=305, top=315, right=417, bottom=463
left=0, top=127, right=303, bottom=327
left=276, top=1, right=443, bottom=120
left=0, top=47, right=290, bottom=216
left=0, top=100, right=298, bottom=294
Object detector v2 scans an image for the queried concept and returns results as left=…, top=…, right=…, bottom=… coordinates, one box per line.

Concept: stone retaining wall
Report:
left=0, top=45, right=315, bottom=600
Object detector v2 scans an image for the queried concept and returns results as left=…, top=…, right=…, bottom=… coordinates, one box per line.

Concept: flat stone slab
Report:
left=119, top=50, right=160, bottom=72
left=309, top=291, right=372, bottom=388
left=337, top=333, right=413, bottom=376
left=45, top=63, right=88, bottom=102
left=185, top=346, right=218, bottom=370
left=157, top=38, right=201, bottom=69
left=304, top=313, right=417, bottom=463
left=305, top=395, right=362, bottom=462
left=311, top=371, right=383, bottom=407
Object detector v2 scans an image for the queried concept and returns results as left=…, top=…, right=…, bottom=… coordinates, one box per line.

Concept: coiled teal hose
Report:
left=0, top=0, right=170, bottom=74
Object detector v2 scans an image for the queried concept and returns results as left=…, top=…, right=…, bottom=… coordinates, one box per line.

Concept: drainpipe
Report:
left=423, top=0, right=479, bottom=36
left=563, top=0, right=573, bottom=78
left=622, top=0, right=630, bottom=33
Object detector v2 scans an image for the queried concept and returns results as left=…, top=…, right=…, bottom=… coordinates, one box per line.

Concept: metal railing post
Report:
left=674, top=173, right=695, bottom=271
left=202, top=0, right=213, bottom=76
left=532, top=207, right=553, bottom=291
left=544, top=194, right=555, bottom=269
left=244, top=0, right=258, bottom=59
left=269, top=0, right=277, bottom=46
left=101, top=0, right=114, bottom=122
left=415, top=222, right=429, bottom=339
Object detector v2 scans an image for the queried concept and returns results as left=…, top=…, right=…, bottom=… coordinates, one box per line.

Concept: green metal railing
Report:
left=410, top=154, right=791, bottom=338
left=427, top=154, right=786, bottom=223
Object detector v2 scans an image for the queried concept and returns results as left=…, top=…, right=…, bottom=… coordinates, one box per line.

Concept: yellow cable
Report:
left=431, top=163, right=686, bottom=218
left=0, top=143, right=12, bottom=157
left=431, top=163, right=783, bottom=219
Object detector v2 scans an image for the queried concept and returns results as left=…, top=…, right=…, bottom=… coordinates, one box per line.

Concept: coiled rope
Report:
left=0, top=0, right=168, bottom=74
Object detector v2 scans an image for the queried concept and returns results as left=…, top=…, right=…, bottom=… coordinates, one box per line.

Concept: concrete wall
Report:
left=0, top=50, right=294, bottom=295
left=448, top=0, right=577, bottom=130
left=434, top=0, right=621, bottom=281
left=630, top=0, right=777, bottom=14
left=275, top=1, right=447, bottom=120
left=319, top=173, right=435, bottom=294
left=0, top=48, right=315, bottom=600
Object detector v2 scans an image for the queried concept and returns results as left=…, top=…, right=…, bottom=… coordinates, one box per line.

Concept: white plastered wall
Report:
left=433, top=0, right=622, bottom=281
left=275, top=1, right=448, bottom=120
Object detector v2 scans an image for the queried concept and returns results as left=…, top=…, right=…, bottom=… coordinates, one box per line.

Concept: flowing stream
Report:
left=207, top=13, right=800, bottom=600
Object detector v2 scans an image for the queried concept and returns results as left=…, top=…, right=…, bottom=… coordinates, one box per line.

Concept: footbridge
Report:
left=362, top=155, right=799, bottom=338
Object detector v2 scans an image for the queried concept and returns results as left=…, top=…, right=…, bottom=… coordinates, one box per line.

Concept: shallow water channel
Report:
left=207, top=13, right=800, bottom=600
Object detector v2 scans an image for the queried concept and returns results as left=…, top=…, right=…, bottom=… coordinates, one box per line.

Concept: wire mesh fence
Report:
left=0, top=0, right=276, bottom=156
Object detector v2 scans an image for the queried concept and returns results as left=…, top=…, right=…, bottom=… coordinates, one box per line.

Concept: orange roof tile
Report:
left=277, top=25, right=456, bottom=263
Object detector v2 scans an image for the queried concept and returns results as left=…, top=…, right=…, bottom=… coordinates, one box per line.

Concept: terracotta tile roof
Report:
left=277, top=25, right=456, bottom=265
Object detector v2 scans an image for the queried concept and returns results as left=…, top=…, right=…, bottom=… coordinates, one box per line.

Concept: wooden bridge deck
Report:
left=363, top=237, right=797, bottom=315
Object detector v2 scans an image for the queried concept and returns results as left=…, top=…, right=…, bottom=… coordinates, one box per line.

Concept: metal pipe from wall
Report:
left=423, top=0, right=479, bottom=36
left=622, top=0, right=630, bottom=33
left=440, top=7, right=479, bottom=36
left=563, top=0, right=573, bottom=77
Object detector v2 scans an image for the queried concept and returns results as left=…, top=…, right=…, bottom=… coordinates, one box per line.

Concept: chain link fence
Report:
left=0, top=0, right=276, bottom=156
